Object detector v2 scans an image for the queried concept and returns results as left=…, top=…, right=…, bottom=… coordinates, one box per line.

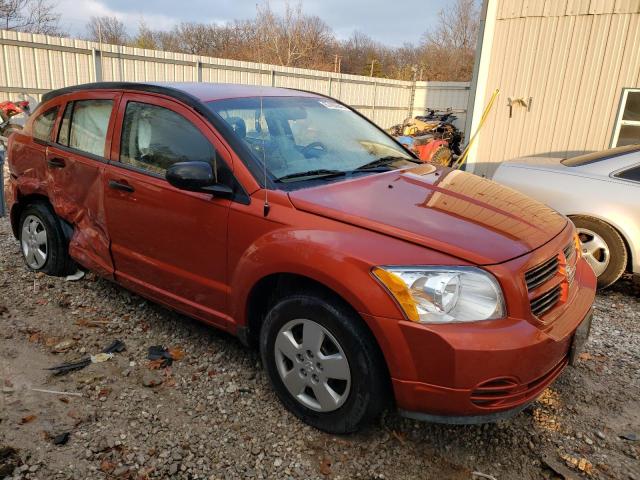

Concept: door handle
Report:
left=47, top=157, right=66, bottom=168
left=108, top=180, right=135, bottom=193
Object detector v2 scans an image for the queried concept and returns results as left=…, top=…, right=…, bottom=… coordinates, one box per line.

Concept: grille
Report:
left=530, top=285, right=562, bottom=317
left=525, top=256, right=559, bottom=291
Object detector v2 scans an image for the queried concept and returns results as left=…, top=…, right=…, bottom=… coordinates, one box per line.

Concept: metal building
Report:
left=465, top=0, right=640, bottom=176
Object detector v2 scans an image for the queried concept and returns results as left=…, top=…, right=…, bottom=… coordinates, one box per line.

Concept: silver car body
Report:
left=492, top=148, right=639, bottom=275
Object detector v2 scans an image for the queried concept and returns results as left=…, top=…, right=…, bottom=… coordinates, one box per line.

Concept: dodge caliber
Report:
left=5, top=82, right=596, bottom=433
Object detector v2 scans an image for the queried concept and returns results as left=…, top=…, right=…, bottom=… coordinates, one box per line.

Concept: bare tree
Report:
left=0, top=0, right=61, bottom=34
left=254, top=2, right=333, bottom=68
left=131, top=20, right=157, bottom=50
left=86, top=16, right=128, bottom=45
left=420, top=0, right=480, bottom=81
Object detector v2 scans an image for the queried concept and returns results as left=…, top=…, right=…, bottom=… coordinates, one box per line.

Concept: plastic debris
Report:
left=619, top=432, right=638, bottom=441
left=52, top=432, right=70, bottom=445
left=147, top=345, right=185, bottom=368
left=65, top=270, right=85, bottom=282
left=31, top=388, right=83, bottom=397
left=90, top=353, right=113, bottom=364
left=46, top=340, right=125, bottom=375
left=472, top=473, right=497, bottom=480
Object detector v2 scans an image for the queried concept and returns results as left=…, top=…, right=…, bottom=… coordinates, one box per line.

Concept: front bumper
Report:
left=363, top=257, right=596, bottom=422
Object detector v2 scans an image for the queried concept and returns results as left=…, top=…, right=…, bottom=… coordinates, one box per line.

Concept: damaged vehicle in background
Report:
left=493, top=145, right=640, bottom=289
left=6, top=82, right=595, bottom=433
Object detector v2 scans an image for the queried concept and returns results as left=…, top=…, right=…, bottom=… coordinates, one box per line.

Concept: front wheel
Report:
left=571, top=216, right=627, bottom=289
left=260, top=292, right=389, bottom=434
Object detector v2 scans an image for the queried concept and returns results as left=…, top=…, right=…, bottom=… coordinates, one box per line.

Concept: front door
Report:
left=103, top=93, right=232, bottom=327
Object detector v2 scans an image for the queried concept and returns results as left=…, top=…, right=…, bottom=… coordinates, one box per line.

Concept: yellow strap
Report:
left=453, top=88, right=500, bottom=170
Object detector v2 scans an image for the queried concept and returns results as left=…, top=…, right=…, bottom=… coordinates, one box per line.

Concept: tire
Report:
left=259, top=292, right=389, bottom=434
left=429, top=145, right=452, bottom=167
left=18, top=202, right=75, bottom=276
left=570, top=216, right=627, bottom=289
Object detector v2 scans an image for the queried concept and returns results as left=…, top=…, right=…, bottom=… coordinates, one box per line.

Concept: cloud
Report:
left=55, top=0, right=446, bottom=46
left=56, top=0, right=178, bottom=37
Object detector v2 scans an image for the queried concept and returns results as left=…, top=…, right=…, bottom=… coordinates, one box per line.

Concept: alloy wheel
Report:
left=274, top=318, right=351, bottom=412
left=21, top=214, right=48, bottom=269
left=577, top=227, right=610, bottom=277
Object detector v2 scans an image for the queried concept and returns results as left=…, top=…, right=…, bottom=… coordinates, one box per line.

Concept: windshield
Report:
left=207, top=96, right=417, bottom=187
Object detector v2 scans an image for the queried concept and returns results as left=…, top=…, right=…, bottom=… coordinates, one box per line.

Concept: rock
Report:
left=596, top=431, right=606, bottom=440
left=141, top=371, right=163, bottom=388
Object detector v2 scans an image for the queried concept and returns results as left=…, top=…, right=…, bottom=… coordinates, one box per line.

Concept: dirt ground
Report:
left=0, top=214, right=639, bottom=480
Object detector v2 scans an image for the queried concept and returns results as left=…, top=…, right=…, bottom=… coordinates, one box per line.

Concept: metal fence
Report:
left=0, top=29, right=470, bottom=129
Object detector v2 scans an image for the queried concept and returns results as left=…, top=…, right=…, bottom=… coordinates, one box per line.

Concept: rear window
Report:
left=560, top=144, right=640, bottom=167
left=57, top=99, right=113, bottom=157
left=32, top=107, right=58, bottom=142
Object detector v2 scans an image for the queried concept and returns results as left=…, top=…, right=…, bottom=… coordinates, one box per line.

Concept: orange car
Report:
left=6, top=82, right=596, bottom=433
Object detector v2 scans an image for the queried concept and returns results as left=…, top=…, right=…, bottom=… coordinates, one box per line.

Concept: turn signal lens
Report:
left=372, top=267, right=419, bottom=322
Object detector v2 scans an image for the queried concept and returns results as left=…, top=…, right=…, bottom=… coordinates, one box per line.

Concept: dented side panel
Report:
left=9, top=91, right=121, bottom=278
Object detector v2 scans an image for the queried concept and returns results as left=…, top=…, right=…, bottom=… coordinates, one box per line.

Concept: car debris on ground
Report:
left=46, top=339, right=125, bottom=375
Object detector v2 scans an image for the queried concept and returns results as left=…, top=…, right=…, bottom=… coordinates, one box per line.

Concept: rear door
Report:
left=103, top=92, right=233, bottom=327
left=46, top=91, right=120, bottom=276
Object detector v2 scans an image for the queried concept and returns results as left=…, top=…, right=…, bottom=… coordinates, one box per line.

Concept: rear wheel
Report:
left=571, top=216, right=627, bottom=289
left=19, top=202, right=74, bottom=276
left=260, top=292, right=389, bottom=434
left=429, top=145, right=452, bottom=167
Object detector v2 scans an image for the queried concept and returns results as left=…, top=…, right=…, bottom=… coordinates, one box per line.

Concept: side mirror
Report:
left=166, top=161, right=233, bottom=198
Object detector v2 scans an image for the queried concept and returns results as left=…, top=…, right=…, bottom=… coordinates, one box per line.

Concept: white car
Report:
left=493, top=145, right=640, bottom=288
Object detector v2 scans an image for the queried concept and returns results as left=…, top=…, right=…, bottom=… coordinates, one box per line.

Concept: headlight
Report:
left=372, top=266, right=505, bottom=324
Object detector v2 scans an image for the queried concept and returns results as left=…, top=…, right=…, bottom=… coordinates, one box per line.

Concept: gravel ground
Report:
left=0, top=214, right=639, bottom=480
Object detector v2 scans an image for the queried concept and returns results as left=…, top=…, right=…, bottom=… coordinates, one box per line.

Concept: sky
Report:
left=55, top=0, right=448, bottom=47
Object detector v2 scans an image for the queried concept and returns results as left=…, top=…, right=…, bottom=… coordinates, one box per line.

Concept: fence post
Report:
left=408, top=80, right=417, bottom=119
left=92, top=48, right=102, bottom=82
left=270, top=70, right=276, bottom=87
left=328, top=77, right=333, bottom=97
left=196, top=61, right=202, bottom=82
left=372, top=81, right=377, bottom=121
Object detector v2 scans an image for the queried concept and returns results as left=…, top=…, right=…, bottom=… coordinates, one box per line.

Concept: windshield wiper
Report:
left=355, top=155, right=420, bottom=171
left=274, top=169, right=346, bottom=183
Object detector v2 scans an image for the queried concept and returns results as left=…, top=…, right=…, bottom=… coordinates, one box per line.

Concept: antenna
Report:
left=260, top=96, right=270, bottom=217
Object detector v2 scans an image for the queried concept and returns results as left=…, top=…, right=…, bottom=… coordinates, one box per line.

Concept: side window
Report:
left=615, top=165, right=640, bottom=182
left=120, top=102, right=216, bottom=176
left=32, top=107, right=58, bottom=142
left=57, top=99, right=113, bottom=157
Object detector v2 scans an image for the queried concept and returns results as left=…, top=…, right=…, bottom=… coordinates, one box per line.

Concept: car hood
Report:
left=288, top=165, right=567, bottom=265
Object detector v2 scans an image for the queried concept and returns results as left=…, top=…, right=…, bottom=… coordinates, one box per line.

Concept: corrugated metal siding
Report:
left=411, top=81, right=471, bottom=130
left=0, top=29, right=469, bottom=130
left=474, top=0, right=640, bottom=175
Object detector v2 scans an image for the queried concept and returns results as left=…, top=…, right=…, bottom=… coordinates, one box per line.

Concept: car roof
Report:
left=41, top=81, right=322, bottom=104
